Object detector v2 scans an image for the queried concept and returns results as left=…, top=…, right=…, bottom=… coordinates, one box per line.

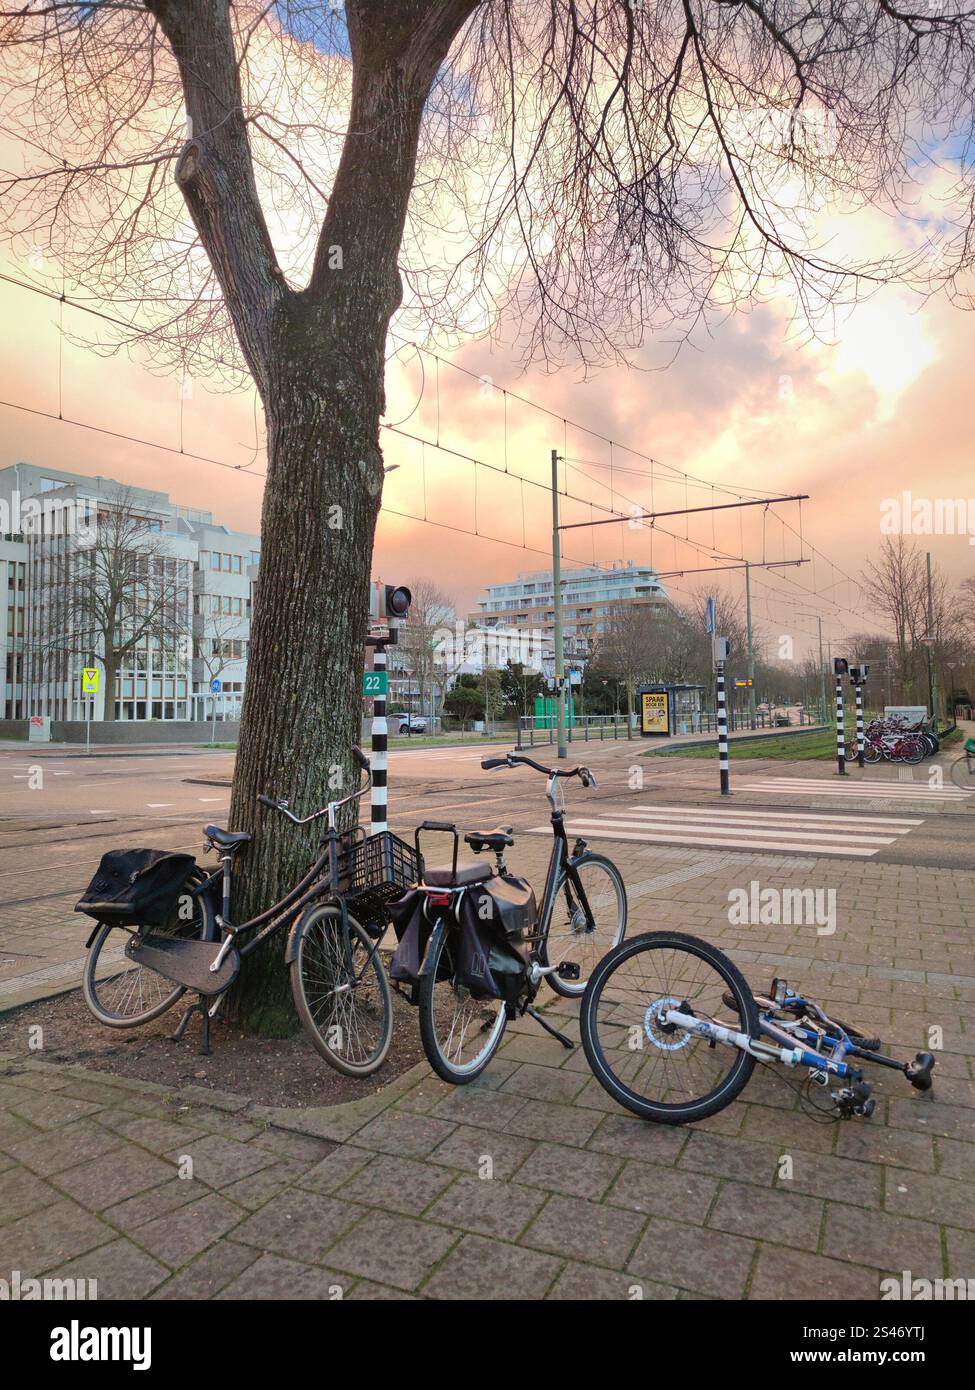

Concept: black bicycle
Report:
left=80, top=749, right=417, bottom=1074
left=391, top=751, right=627, bottom=1084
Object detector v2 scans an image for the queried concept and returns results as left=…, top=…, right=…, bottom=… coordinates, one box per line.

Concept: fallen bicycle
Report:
left=580, top=931, right=935, bottom=1124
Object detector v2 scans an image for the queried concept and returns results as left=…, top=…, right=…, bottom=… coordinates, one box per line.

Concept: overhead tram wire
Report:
left=0, top=264, right=860, bottom=609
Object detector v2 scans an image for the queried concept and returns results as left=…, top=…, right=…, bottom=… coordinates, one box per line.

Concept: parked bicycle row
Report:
left=858, top=714, right=942, bottom=764
left=75, top=747, right=935, bottom=1125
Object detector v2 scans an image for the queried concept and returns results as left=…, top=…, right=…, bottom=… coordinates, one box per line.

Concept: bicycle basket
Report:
left=345, top=831, right=422, bottom=934
left=75, top=849, right=197, bottom=928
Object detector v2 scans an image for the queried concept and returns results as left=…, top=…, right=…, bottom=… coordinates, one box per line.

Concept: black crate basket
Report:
left=343, top=831, right=422, bottom=935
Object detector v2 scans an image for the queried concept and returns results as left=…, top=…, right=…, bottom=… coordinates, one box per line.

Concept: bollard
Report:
left=835, top=676, right=846, bottom=776
left=717, top=667, right=730, bottom=795
left=371, top=645, right=388, bottom=833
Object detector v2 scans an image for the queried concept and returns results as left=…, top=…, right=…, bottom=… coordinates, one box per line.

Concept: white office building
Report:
left=0, top=463, right=259, bottom=724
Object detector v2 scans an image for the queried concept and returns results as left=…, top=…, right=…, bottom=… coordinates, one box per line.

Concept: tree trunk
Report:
left=209, top=0, right=481, bottom=1034
left=101, top=650, right=118, bottom=722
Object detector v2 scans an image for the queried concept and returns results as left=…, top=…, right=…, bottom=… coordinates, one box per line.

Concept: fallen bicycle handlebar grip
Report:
left=481, top=757, right=508, bottom=769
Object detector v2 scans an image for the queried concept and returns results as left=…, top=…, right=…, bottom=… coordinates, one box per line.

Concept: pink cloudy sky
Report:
left=1, top=58, right=972, bottom=660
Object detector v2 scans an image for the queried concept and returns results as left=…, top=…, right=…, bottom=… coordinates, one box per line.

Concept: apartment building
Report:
left=0, top=463, right=259, bottom=723
left=471, top=560, right=667, bottom=663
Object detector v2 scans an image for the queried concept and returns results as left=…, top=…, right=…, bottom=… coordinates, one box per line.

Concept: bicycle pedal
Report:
left=557, top=961, right=581, bottom=980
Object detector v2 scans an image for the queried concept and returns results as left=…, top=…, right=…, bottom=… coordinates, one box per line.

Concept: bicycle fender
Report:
left=420, top=915, right=451, bottom=978
left=284, top=902, right=340, bottom=965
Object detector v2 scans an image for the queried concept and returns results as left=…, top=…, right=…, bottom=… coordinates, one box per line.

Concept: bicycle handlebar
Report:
left=257, top=749, right=372, bottom=825
left=480, top=752, right=596, bottom=787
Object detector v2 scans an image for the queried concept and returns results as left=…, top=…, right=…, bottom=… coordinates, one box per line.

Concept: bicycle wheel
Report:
left=541, top=851, right=627, bottom=997
left=951, top=753, right=975, bottom=791
left=290, top=905, right=393, bottom=1076
left=901, top=736, right=926, bottom=765
left=418, top=922, right=508, bottom=1083
left=82, top=868, right=215, bottom=1027
left=580, top=931, right=758, bottom=1125
left=862, top=739, right=882, bottom=764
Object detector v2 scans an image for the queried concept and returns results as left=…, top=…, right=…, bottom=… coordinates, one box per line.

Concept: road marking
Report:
left=198, top=797, right=227, bottom=802
left=147, top=803, right=175, bottom=808
left=527, top=802, right=923, bottom=858
left=740, top=776, right=970, bottom=802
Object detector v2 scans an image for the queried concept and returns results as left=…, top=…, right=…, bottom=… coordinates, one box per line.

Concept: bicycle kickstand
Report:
left=526, top=1006, right=575, bottom=1050
left=171, top=995, right=214, bottom=1056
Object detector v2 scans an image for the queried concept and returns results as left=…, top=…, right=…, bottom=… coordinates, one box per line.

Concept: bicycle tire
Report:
left=950, top=753, right=975, bottom=791
left=542, top=851, right=627, bottom=998
left=290, top=905, right=393, bottom=1076
left=417, top=922, right=508, bottom=1084
left=82, top=867, right=216, bottom=1028
left=581, top=931, right=759, bottom=1125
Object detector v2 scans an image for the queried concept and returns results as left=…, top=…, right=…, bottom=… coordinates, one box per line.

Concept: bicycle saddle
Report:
left=205, top=826, right=253, bottom=850
left=464, top=826, right=514, bottom=853
left=424, top=862, right=492, bottom=887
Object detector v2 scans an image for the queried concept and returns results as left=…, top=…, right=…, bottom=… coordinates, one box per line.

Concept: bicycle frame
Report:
left=534, top=772, right=598, bottom=958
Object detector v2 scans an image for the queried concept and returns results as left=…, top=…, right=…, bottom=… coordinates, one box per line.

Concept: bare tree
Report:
left=4, top=1, right=975, bottom=1029
left=861, top=538, right=929, bottom=700
left=33, top=488, right=190, bottom=718
left=396, top=575, right=454, bottom=722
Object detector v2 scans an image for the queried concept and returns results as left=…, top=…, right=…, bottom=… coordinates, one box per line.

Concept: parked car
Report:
left=394, top=714, right=427, bottom=734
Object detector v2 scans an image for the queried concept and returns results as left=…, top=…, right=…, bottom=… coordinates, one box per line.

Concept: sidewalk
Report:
left=1, top=834, right=972, bottom=1299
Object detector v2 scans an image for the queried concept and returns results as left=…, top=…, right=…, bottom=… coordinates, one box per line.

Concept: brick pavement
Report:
left=1, top=828, right=973, bottom=1300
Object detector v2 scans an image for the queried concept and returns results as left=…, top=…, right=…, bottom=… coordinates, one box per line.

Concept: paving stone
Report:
left=836, top=1123, right=935, bottom=1173
left=54, top=1143, right=176, bottom=1211
left=216, top=1253, right=349, bottom=1300
left=298, top=1145, right=375, bottom=1195
left=110, top=1115, right=208, bottom=1153
left=500, top=1062, right=588, bottom=1105
left=102, top=1177, right=205, bottom=1233
left=422, top=1233, right=561, bottom=1300
left=136, top=1193, right=244, bottom=1269
left=776, top=1150, right=881, bottom=1210
left=221, top=1161, right=310, bottom=1212
left=884, top=1170, right=975, bottom=1231
left=0, top=1109, right=40, bottom=1153
left=709, top=1181, right=823, bottom=1251
left=628, top=1216, right=756, bottom=1299
left=2, top=1090, right=102, bottom=1131
left=166, top=1133, right=277, bottom=1188
left=429, top=1086, right=528, bottom=1129
left=426, top=1124, right=537, bottom=1180
left=0, top=1166, right=63, bottom=1223
left=521, top=1193, right=647, bottom=1268
left=505, top=1098, right=603, bottom=1146
left=822, top=1203, right=943, bottom=1274
left=511, top=1141, right=622, bottom=1201
left=586, top=1113, right=688, bottom=1165
left=946, top=1225, right=975, bottom=1277
left=352, top=1108, right=456, bottom=1158
left=498, top=1033, right=574, bottom=1067
left=548, top=1262, right=679, bottom=1301
left=248, top=1127, right=335, bottom=1163
left=605, top=1161, right=718, bottom=1223
left=678, top=1131, right=778, bottom=1185
left=151, top=1241, right=260, bottom=1300
left=338, top=1153, right=455, bottom=1217
left=325, top=1210, right=459, bottom=1292
left=231, top=1191, right=360, bottom=1263
left=425, top=1174, right=546, bottom=1241
left=748, top=1244, right=881, bottom=1299
left=0, top=1199, right=114, bottom=1276
left=346, top=1280, right=416, bottom=1300
left=52, top=1237, right=169, bottom=1300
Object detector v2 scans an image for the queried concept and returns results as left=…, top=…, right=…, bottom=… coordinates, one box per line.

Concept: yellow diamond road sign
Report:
left=82, top=668, right=99, bottom=694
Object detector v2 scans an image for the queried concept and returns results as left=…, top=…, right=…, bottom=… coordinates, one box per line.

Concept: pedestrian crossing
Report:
left=529, top=803, right=923, bottom=858
left=738, top=775, right=972, bottom=804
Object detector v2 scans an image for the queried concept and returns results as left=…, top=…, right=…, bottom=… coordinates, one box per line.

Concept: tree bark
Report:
left=145, top=0, right=482, bottom=1033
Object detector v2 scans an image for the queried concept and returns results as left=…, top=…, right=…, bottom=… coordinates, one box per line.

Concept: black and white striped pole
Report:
left=854, top=680, right=864, bottom=769
left=714, top=635, right=730, bottom=795
left=371, top=644, right=388, bottom=834
left=717, top=667, right=730, bottom=795
left=834, top=657, right=847, bottom=775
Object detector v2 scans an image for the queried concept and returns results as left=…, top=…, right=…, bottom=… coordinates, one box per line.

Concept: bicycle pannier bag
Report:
left=471, top=874, right=537, bottom=940
left=75, top=849, right=197, bottom=928
left=389, top=891, right=433, bottom=986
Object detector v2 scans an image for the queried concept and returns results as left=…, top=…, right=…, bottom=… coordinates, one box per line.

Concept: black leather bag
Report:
left=75, top=849, right=197, bottom=928
left=471, top=874, right=537, bottom=939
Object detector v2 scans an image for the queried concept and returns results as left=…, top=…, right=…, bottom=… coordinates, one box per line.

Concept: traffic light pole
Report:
left=835, top=674, right=846, bottom=775
left=716, top=664, right=730, bottom=795
left=370, top=644, right=388, bottom=834
left=854, top=680, right=865, bottom=769
left=745, top=561, right=757, bottom=729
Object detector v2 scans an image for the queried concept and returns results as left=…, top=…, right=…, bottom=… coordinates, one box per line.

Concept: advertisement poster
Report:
left=640, top=690, right=670, bottom=736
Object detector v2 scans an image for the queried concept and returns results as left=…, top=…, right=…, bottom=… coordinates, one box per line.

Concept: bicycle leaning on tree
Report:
left=77, top=748, right=417, bottom=1074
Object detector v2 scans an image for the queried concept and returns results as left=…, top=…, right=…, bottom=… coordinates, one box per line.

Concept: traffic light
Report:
left=383, top=585, right=412, bottom=621
left=833, top=657, right=849, bottom=676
